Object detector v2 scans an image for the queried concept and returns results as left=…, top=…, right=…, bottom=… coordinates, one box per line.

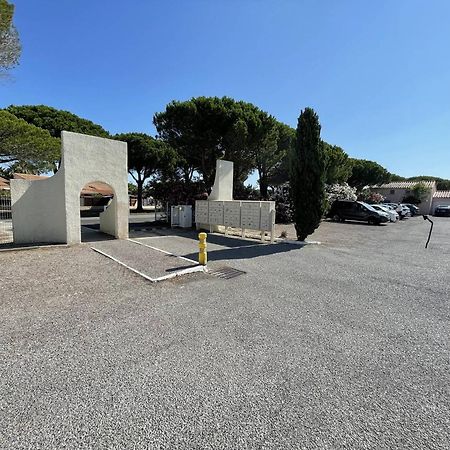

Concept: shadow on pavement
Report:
left=81, top=226, right=115, bottom=243
left=327, top=220, right=391, bottom=227
left=201, top=233, right=265, bottom=248
left=182, top=242, right=304, bottom=262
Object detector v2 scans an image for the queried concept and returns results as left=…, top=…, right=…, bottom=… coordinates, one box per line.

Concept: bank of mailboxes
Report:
left=195, top=201, right=209, bottom=223
left=171, top=205, right=193, bottom=228
left=195, top=200, right=275, bottom=231
left=223, top=201, right=241, bottom=227
left=208, top=202, right=224, bottom=225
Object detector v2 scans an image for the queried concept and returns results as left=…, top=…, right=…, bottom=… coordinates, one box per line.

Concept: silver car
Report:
left=372, top=204, right=399, bottom=222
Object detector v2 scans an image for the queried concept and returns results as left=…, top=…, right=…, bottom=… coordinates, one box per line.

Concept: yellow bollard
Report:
left=198, top=232, right=207, bottom=265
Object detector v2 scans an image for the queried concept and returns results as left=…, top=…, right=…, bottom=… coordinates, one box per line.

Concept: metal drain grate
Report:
left=208, top=266, right=246, bottom=279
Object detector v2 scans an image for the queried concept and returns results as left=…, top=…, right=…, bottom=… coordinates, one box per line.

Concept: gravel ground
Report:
left=0, top=217, right=449, bottom=449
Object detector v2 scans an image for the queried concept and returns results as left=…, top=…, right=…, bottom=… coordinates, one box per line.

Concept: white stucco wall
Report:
left=11, top=171, right=67, bottom=244
left=11, top=131, right=128, bottom=245
left=208, top=160, right=233, bottom=201
left=372, top=185, right=435, bottom=214
left=419, top=188, right=435, bottom=215
left=197, top=160, right=234, bottom=231
left=432, top=197, right=450, bottom=213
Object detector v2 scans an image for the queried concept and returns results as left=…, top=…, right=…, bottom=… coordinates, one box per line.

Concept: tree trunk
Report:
left=295, top=224, right=308, bottom=241
left=260, top=180, right=269, bottom=200
left=136, top=180, right=144, bottom=213
left=259, top=170, right=269, bottom=200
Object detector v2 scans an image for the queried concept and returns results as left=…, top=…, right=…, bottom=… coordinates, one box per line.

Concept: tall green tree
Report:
left=323, top=142, right=352, bottom=184
left=223, top=118, right=252, bottom=196
left=290, top=107, right=326, bottom=241
left=253, top=121, right=296, bottom=199
left=0, top=110, right=60, bottom=173
left=5, top=105, right=110, bottom=138
left=154, top=96, right=291, bottom=195
left=390, top=173, right=406, bottom=182
left=347, top=158, right=391, bottom=189
left=252, top=120, right=279, bottom=199
left=405, top=175, right=450, bottom=191
left=0, top=0, right=21, bottom=76
left=154, top=97, right=229, bottom=187
left=114, top=132, right=178, bottom=212
left=5, top=105, right=110, bottom=172
left=437, top=180, right=450, bottom=190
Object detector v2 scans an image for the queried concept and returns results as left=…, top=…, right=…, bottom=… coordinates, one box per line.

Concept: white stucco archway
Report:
left=11, top=131, right=129, bottom=245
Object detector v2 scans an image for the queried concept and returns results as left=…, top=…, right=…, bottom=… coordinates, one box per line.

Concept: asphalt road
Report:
left=1, top=217, right=449, bottom=449
left=81, top=211, right=166, bottom=226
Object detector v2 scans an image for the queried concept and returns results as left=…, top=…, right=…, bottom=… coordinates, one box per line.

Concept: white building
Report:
left=371, top=181, right=436, bottom=214
left=432, top=190, right=450, bottom=212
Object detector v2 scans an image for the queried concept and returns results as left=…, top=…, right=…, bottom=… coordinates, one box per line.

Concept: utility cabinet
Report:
left=171, top=205, right=192, bottom=228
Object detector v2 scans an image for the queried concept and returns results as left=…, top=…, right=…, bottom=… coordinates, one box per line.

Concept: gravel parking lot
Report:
left=1, top=217, right=449, bottom=449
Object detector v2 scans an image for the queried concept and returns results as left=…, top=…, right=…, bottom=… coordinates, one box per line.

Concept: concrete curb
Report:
left=0, top=243, right=69, bottom=253
left=276, top=239, right=321, bottom=245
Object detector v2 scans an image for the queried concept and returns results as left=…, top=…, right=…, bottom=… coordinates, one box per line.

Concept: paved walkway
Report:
left=91, top=239, right=203, bottom=282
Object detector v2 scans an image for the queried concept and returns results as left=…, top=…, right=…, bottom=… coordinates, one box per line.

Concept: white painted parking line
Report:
left=91, top=243, right=205, bottom=283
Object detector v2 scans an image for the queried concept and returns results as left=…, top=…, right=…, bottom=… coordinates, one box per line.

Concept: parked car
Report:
left=327, top=200, right=389, bottom=225
left=371, top=204, right=399, bottom=222
left=399, top=204, right=412, bottom=218
left=383, top=203, right=409, bottom=219
left=381, top=203, right=396, bottom=212
left=403, top=203, right=420, bottom=216
left=434, top=205, right=450, bottom=217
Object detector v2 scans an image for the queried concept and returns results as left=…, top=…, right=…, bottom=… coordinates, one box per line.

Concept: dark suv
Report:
left=327, top=200, right=389, bottom=225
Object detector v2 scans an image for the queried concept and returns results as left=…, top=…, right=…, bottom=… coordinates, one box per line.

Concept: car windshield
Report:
left=359, top=202, right=377, bottom=212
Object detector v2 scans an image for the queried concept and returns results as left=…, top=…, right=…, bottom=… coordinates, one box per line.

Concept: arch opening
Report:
left=11, top=132, right=129, bottom=245
left=79, top=180, right=117, bottom=242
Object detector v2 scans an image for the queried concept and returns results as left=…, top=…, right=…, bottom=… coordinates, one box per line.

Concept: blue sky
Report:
left=2, top=0, right=450, bottom=181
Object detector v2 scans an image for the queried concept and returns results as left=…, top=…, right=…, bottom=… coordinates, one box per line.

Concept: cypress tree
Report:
left=290, top=107, right=326, bottom=241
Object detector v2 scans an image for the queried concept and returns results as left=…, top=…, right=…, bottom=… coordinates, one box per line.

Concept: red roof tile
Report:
left=12, top=173, right=114, bottom=196
left=0, top=176, right=10, bottom=189
left=376, top=181, right=436, bottom=189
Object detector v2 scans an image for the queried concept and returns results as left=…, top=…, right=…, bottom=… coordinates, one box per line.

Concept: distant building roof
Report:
left=0, top=176, right=10, bottom=190
left=13, top=173, right=47, bottom=181
left=81, top=182, right=114, bottom=196
left=12, top=173, right=114, bottom=196
left=433, top=191, right=450, bottom=199
left=375, top=181, right=436, bottom=189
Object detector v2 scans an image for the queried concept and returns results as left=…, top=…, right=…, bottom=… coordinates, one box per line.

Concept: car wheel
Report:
left=368, top=217, right=376, bottom=225
left=332, top=214, right=341, bottom=222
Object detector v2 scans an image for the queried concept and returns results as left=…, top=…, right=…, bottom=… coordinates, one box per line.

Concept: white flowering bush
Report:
left=358, top=188, right=385, bottom=204
left=270, top=183, right=293, bottom=223
left=325, top=183, right=357, bottom=204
